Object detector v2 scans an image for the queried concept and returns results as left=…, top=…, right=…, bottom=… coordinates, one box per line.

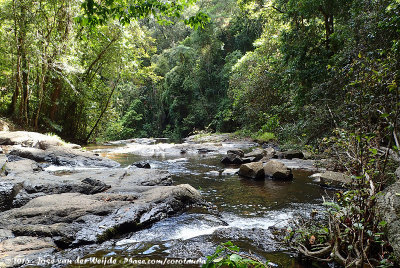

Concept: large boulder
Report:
left=264, top=160, right=292, bottom=180
left=377, top=180, right=400, bottom=261
left=238, top=162, right=265, bottom=180
left=0, top=184, right=201, bottom=250
left=310, top=171, right=352, bottom=188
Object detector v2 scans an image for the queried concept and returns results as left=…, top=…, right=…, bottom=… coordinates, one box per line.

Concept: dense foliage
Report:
left=1, top=0, right=398, bottom=144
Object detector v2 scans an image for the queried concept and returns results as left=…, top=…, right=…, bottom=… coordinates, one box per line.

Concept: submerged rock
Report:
left=264, top=160, right=293, bottom=180
left=239, top=162, right=265, bottom=180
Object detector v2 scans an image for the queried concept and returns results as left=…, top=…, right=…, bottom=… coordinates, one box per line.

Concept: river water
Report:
left=77, top=141, right=330, bottom=267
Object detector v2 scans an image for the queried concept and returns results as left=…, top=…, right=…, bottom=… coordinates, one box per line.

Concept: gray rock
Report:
left=274, top=150, right=304, bottom=160
left=9, top=146, right=119, bottom=168
left=242, top=157, right=256, bottom=163
left=227, top=149, right=244, bottom=157
left=133, top=162, right=151, bottom=169
left=377, top=180, right=400, bottom=260
left=264, top=160, right=293, bottom=180
left=239, top=162, right=265, bottom=179
left=244, top=148, right=264, bottom=161
left=221, top=153, right=243, bottom=165
left=0, top=184, right=201, bottom=250
left=310, top=171, right=352, bottom=188
left=0, top=154, right=7, bottom=176
left=197, top=148, right=215, bottom=154
left=0, top=182, right=20, bottom=211
left=0, top=131, right=64, bottom=149
left=0, top=236, right=56, bottom=267
left=396, top=166, right=400, bottom=180
left=221, top=168, right=239, bottom=176
left=264, top=147, right=276, bottom=158
left=0, top=229, right=13, bottom=242
left=1, top=168, right=173, bottom=209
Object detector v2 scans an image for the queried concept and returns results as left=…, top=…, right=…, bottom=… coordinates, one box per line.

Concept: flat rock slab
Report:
left=271, top=159, right=325, bottom=172
left=0, top=184, right=201, bottom=259
left=0, top=131, right=65, bottom=149
left=310, top=171, right=352, bottom=188
left=0, top=167, right=173, bottom=210
left=8, top=146, right=119, bottom=168
left=0, top=236, right=56, bottom=266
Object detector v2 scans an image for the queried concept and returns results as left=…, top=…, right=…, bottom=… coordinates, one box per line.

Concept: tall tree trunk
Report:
left=16, top=2, right=29, bottom=125
left=35, top=62, right=47, bottom=129
left=319, top=6, right=334, bottom=50
left=21, top=47, right=29, bottom=125
left=85, top=77, right=120, bottom=143
left=9, top=0, right=20, bottom=117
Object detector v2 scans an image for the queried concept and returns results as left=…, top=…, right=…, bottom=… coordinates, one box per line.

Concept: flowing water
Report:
left=75, top=141, right=331, bottom=267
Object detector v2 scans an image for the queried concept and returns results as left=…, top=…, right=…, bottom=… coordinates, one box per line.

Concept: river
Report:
left=75, top=139, right=330, bottom=267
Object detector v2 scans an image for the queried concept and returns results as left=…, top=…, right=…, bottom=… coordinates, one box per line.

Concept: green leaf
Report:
left=229, top=254, right=242, bottom=263
left=213, top=257, right=223, bottom=263
left=380, top=113, right=390, bottom=118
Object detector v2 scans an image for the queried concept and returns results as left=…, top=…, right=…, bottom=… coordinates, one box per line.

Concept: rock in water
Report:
left=221, top=153, right=243, bottom=165
left=0, top=184, right=201, bottom=250
left=310, top=171, right=352, bottom=188
left=264, top=160, right=292, bottom=180
left=227, top=149, right=244, bottom=157
left=133, top=162, right=151, bottom=169
left=243, top=149, right=264, bottom=161
left=238, top=162, right=265, bottom=179
left=274, top=150, right=304, bottom=160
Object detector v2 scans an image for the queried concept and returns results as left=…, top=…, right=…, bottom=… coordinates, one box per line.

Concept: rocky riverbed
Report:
left=0, top=132, right=202, bottom=267
left=0, top=131, right=399, bottom=267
